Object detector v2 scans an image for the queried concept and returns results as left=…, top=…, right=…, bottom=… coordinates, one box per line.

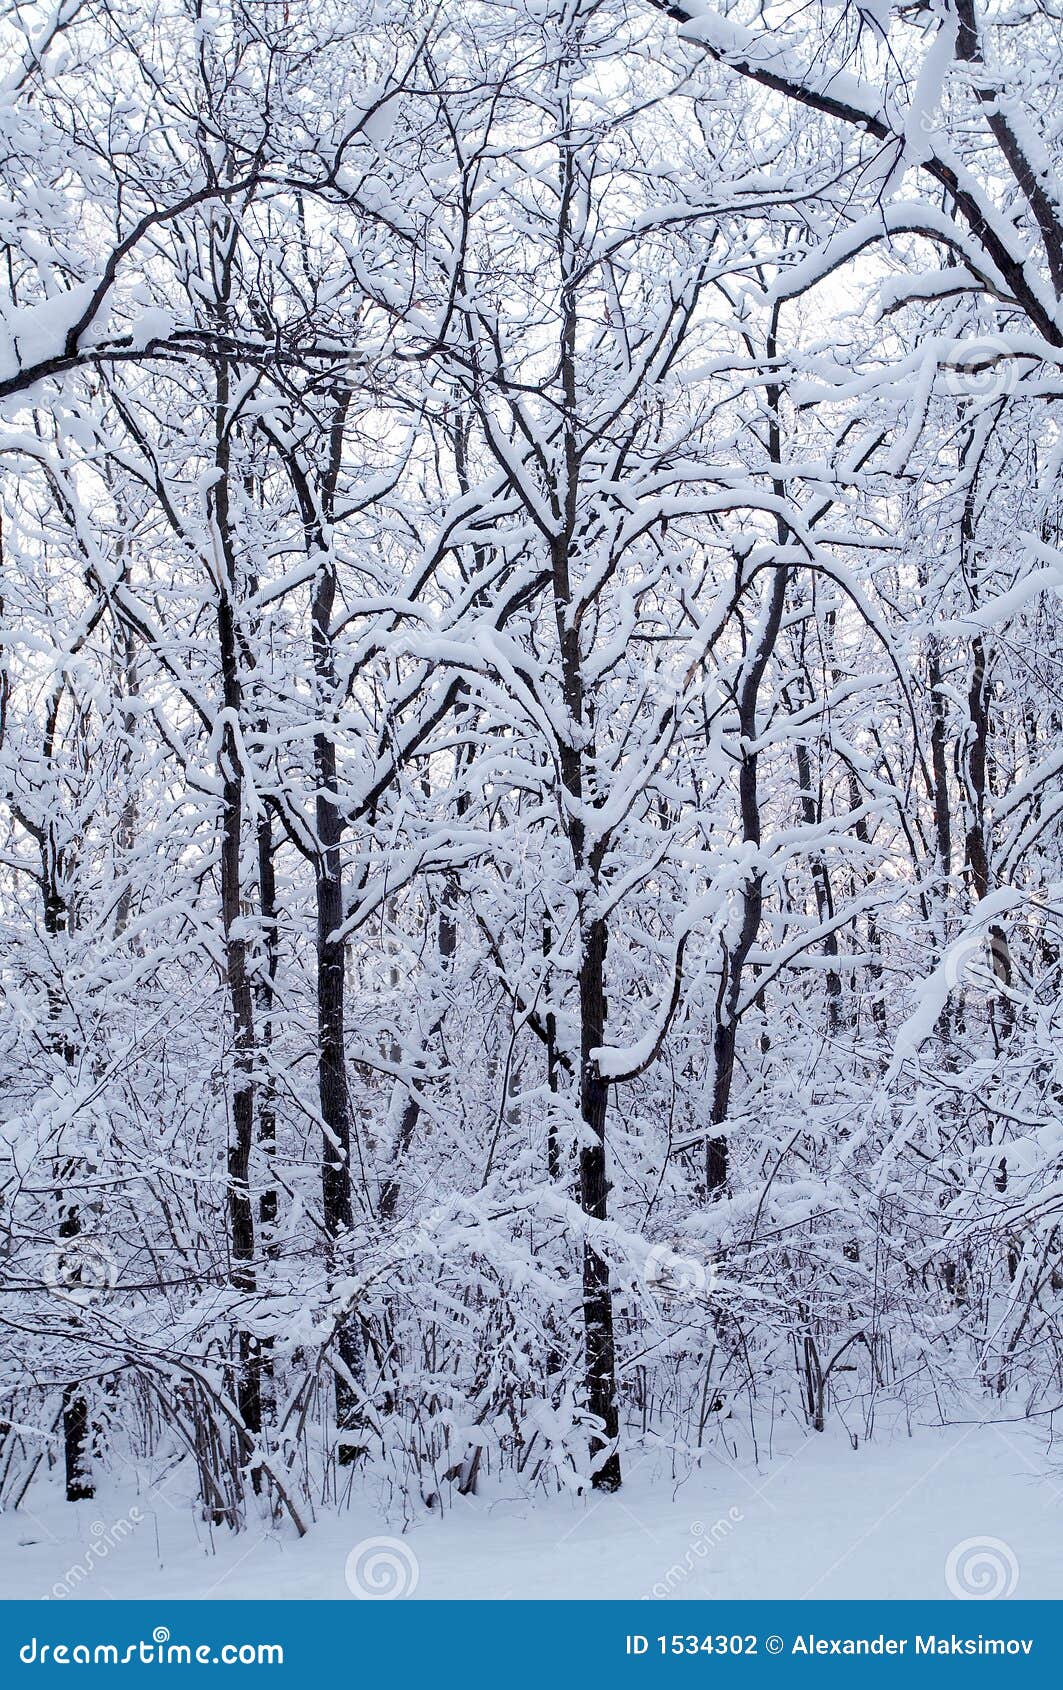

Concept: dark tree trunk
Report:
left=544, top=917, right=561, bottom=1184
left=793, top=732, right=843, bottom=1030
left=265, top=393, right=368, bottom=1460
left=61, top=1384, right=92, bottom=1502
left=547, top=115, right=624, bottom=1484
left=57, top=1155, right=93, bottom=1501
left=308, top=398, right=368, bottom=1459
left=927, top=633, right=953, bottom=881
left=706, top=345, right=790, bottom=1189
left=210, top=328, right=261, bottom=1452
left=958, top=428, right=1015, bottom=1037
left=577, top=917, right=621, bottom=1492
left=113, top=620, right=140, bottom=939
left=313, top=701, right=368, bottom=1458
left=37, top=728, right=94, bottom=1502
left=378, top=873, right=458, bottom=1223
left=705, top=556, right=788, bottom=1183
left=255, top=813, right=279, bottom=1240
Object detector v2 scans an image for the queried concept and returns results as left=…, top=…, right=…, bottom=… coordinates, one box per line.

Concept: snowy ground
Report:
left=3, top=1414, right=1061, bottom=1602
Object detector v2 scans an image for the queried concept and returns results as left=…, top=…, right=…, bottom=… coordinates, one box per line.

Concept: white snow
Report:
left=5, top=1420, right=1060, bottom=1602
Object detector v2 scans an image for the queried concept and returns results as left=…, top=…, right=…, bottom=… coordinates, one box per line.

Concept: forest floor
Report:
left=4, top=1411, right=1061, bottom=1601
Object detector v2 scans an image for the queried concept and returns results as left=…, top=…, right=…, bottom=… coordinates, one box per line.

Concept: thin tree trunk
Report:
left=706, top=336, right=789, bottom=1189
left=40, top=699, right=93, bottom=1502
left=957, top=423, right=1015, bottom=1036
left=210, top=287, right=261, bottom=1456
left=576, top=915, right=622, bottom=1491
